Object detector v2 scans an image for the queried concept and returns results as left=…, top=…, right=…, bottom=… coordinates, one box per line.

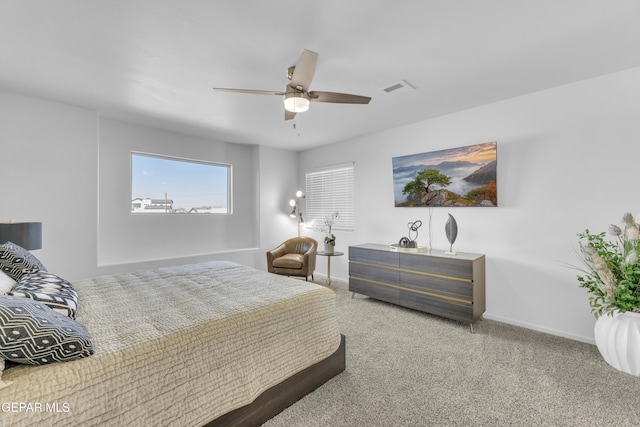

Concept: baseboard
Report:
left=482, top=313, right=595, bottom=345
left=336, top=273, right=595, bottom=345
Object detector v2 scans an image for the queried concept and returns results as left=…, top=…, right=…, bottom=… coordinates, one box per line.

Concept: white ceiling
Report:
left=2, top=1, right=640, bottom=151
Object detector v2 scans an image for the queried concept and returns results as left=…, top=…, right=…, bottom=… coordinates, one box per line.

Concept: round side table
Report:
left=316, top=251, right=344, bottom=286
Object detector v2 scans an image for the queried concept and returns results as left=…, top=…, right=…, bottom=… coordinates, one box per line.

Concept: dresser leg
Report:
left=469, top=323, right=474, bottom=334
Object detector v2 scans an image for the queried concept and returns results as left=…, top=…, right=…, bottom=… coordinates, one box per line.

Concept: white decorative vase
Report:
left=324, top=243, right=334, bottom=254
left=594, top=311, right=640, bottom=377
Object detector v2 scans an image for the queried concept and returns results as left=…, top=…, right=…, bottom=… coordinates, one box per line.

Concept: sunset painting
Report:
left=392, top=141, right=497, bottom=207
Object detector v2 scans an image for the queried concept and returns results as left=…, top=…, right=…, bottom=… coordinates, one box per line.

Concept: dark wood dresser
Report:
left=349, top=244, right=486, bottom=328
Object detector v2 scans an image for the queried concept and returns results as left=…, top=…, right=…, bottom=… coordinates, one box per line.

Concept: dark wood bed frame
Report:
left=206, top=334, right=346, bottom=427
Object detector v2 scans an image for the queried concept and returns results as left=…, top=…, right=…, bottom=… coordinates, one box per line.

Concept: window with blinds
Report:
left=305, top=163, right=355, bottom=231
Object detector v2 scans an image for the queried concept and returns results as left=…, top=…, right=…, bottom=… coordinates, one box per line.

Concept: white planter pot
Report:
left=324, top=243, right=334, bottom=254
left=594, top=310, right=640, bottom=377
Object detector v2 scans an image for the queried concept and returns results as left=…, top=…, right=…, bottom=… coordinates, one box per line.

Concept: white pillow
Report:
left=0, top=359, right=13, bottom=390
left=0, top=271, right=16, bottom=294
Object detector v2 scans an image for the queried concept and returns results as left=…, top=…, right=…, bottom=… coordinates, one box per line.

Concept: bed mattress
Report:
left=0, top=261, right=341, bottom=426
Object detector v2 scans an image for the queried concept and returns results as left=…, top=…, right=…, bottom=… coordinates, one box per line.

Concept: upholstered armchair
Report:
left=266, top=237, right=318, bottom=281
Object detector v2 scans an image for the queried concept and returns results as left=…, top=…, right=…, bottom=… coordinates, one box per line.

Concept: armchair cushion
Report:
left=272, top=253, right=304, bottom=269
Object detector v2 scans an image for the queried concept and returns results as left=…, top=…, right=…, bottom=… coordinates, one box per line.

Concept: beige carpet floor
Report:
left=264, top=277, right=640, bottom=426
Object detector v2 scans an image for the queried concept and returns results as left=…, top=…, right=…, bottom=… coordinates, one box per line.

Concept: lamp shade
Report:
left=0, top=222, right=42, bottom=250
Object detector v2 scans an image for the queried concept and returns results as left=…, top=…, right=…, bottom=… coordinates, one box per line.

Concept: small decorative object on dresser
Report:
left=575, top=212, right=640, bottom=376
left=445, top=213, right=458, bottom=255
left=349, top=243, right=485, bottom=332
left=391, top=220, right=427, bottom=253
left=399, top=220, right=422, bottom=248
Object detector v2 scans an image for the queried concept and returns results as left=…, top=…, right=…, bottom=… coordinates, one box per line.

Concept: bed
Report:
left=0, top=260, right=345, bottom=426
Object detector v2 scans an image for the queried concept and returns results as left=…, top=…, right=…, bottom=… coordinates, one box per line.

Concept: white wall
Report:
left=299, top=66, right=640, bottom=343
left=97, top=117, right=258, bottom=266
left=0, top=91, right=99, bottom=280
left=254, top=146, right=302, bottom=269
left=0, top=90, right=261, bottom=280
left=4, top=66, right=639, bottom=343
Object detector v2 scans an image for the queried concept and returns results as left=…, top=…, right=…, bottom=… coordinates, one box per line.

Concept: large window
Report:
left=131, top=152, right=231, bottom=214
left=305, top=162, right=355, bottom=231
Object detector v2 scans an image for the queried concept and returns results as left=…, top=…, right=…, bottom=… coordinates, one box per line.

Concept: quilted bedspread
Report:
left=0, top=261, right=341, bottom=426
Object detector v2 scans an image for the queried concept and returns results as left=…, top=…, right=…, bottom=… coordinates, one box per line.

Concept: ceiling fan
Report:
left=214, top=49, right=371, bottom=120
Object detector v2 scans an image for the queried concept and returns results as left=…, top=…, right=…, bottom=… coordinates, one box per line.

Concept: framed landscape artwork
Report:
left=392, top=141, right=497, bottom=207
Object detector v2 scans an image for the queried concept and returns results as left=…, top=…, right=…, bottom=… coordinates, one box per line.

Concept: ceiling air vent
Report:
left=382, top=80, right=415, bottom=95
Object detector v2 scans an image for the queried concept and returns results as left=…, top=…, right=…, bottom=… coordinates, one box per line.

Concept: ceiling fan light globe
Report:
left=284, top=92, right=310, bottom=113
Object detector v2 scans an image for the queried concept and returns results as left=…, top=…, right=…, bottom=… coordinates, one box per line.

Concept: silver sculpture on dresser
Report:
left=445, top=213, right=458, bottom=255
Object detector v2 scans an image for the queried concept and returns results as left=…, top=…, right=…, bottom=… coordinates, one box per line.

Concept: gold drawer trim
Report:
left=350, top=276, right=472, bottom=305
left=350, top=260, right=472, bottom=283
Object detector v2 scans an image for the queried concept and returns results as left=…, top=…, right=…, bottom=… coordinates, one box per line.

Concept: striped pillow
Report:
left=10, top=271, right=78, bottom=319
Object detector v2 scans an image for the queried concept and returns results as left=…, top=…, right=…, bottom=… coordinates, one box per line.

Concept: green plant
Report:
left=577, top=213, right=640, bottom=318
left=324, top=233, right=336, bottom=246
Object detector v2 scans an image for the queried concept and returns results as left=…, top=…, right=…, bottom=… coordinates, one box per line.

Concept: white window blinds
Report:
left=305, top=163, right=355, bottom=231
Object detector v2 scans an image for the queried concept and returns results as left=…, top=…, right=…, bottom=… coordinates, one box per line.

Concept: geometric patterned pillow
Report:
left=0, top=295, right=93, bottom=365
left=0, top=241, right=47, bottom=281
left=9, top=271, right=78, bottom=319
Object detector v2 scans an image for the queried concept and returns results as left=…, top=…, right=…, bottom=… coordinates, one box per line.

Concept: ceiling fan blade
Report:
left=285, top=109, right=296, bottom=121
left=215, top=50, right=370, bottom=119
left=309, top=91, right=371, bottom=104
left=213, top=88, right=285, bottom=96
left=290, top=49, right=318, bottom=91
